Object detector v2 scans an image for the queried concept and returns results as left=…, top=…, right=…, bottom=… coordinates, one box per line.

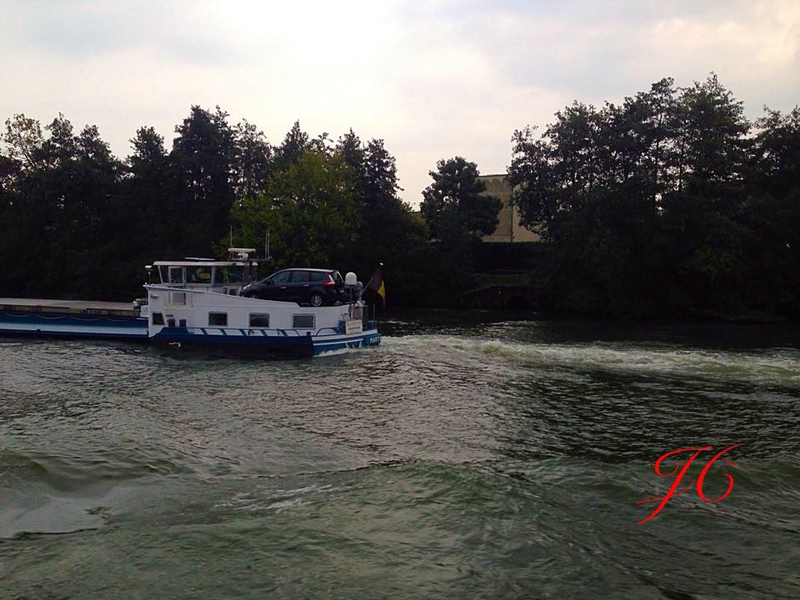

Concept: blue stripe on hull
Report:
left=0, top=311, right=148, bottom=340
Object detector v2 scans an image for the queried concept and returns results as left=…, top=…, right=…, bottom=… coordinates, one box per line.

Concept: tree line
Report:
left=509, top=74, right=799, bottom=319
left=1, top=74, right=797, bottom=318
left=0, top=107, right=496, bottom=306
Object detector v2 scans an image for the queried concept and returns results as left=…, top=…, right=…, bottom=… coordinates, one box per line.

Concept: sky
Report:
left=1, top=0, right=798, bottom=206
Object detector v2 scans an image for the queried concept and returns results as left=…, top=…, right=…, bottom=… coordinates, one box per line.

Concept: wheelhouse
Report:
left=147, top=248, right=261, bottom=296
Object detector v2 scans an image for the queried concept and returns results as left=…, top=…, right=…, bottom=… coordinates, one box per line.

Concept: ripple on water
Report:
left=1, top=321, right=799, bottom=598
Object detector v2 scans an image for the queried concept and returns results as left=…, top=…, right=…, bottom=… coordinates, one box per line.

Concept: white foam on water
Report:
left=383, top=335, right=800, bottom=388
left=216, top=483, right=343, bottom=513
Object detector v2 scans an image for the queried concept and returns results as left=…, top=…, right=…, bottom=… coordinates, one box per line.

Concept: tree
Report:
left=3, top=113, right=44, bottom=171
left=509, top=75, right=761, bottom=316
left=171, top=105, right=238, bottom=254
left=45, top=117, right=123, bottom=292
left=741, top=106, right=800, bottom=315
left=275, top=121, right=310, bottom=170
left=0, top=113, right=126, bottom=296
left=653, top=75, right=753, bottom=312
left=420, top=156, right=501, bottom=240
left=118, top=126, right=179, bottom=259
left=232, top=148, right=359, bottom=269
left=336, top=130, right=429, bottom=303
left=417, top=157, right=501, bottom=303
left=0, top=114, right=48, bottom=295
left=752, top=107, right=800, bottom=198
left=234, top=119, right=274, bottom=200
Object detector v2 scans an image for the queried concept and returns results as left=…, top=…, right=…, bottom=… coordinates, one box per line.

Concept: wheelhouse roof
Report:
left=271, top=268, right=336, bottom=272
left=152, top=260, right=256, bottom=267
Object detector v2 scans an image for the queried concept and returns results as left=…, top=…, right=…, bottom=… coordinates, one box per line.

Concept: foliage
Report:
left=230, top=124, right=431, bottom=306
left=232, top=149, right=359, bottom=269
left=171, top=105, right=238, bottom=255
left=415, top=156, right=502, bottom=303
left=0, top=83, right=798, bottom=318
left=420, top=156, right=502, bottom=240
left=509, top=74, right=799, bottom=318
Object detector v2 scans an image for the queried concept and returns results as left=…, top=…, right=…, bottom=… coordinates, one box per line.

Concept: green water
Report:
left=1, top=315, right=799, bottom=598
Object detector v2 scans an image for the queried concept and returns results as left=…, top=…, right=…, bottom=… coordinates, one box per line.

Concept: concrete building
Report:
left=479, top=174, right=541, bottom=243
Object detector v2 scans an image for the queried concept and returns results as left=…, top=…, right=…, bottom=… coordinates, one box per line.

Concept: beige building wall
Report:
left=479, top=174, right=541, bottom=243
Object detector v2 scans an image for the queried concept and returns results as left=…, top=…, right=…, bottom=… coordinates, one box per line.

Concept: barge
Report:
left=0, top=249, right=381, bottom=357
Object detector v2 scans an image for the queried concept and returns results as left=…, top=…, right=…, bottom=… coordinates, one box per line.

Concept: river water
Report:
left=1, top=313, right=799, bottom=599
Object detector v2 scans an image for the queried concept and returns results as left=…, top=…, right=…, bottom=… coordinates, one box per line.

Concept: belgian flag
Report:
left=366, top=264, right=385, bottom=308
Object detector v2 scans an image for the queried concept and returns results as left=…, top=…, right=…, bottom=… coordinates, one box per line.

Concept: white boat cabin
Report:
left=147, top=247, right=260, bottom=297
left=140, top=249, right=379, bottom=357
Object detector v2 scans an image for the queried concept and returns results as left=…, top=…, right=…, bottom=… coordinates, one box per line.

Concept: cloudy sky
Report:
left=1, top=0, right=798, bottom=205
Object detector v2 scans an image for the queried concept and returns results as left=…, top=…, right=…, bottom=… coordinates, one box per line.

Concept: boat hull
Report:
left=0, top=292, right=382, bottom=359
left=149, top=326, right=381, bottom=359
left=0, top=310, right=148, bottom=340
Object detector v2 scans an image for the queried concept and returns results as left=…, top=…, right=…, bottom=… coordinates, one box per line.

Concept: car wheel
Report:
left=308, top=292, right=325, bottom=307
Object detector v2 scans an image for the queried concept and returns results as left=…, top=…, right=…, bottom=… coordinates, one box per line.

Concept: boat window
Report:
left=187, top=266, right=212, bottom=283
left=168, top=266, right=184, bottom=284
left=291, top=270, right=311, bottom=283
left=152, top=312, right=164, bottom=325
left=292, top=314, right=315, bottom=329
left=209, top=312, right=228, bottom=326
left=214, top=266, right=246, bottom=284
left=249, top=313, right=270, bottom=327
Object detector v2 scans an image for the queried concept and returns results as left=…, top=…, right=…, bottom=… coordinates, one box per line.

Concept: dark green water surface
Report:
left=1, top=314, right=799, bottom=599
